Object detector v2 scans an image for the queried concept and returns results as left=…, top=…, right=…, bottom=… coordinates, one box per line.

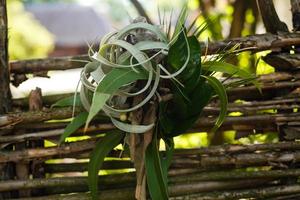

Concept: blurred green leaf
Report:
left=88, top=131, right=124, bottom=200
left=202, top=75, right=228, bottom=133
left=51, top=95, right=82, bottom=108
left=145, top=137, right=169, bottom=200
left=202, top=61, right=260, bottom=91
left=59, top=112, right=88, bottom=144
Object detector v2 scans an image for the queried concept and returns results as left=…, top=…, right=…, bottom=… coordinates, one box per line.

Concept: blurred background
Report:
left=7, top=0, right=293, bottom=147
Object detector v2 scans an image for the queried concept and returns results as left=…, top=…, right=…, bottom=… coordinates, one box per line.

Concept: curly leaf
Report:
left=202, top=75, right=228, bottom=132
left=110, top=117, right=154, bottom=134
left=85, top=67, right=148, bottom=130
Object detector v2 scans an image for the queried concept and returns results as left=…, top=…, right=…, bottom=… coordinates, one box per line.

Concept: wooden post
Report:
left=256, top=0, right=289, bottom=33
left=0, top=0, right=14, bottom=199
left=291, top=0, right=300, bottom=31
left=0, top=0, right=10, bottom=112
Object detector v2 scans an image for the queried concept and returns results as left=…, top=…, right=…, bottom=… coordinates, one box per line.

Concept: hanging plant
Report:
left=54, top=6, right=258, bottom=200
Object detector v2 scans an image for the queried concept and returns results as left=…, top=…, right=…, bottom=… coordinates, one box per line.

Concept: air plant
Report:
left=54, top=5, right=258, bottom=200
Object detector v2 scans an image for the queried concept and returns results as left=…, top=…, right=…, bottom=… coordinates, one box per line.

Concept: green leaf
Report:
left=168, top=32, right=201, bottom=94
left=51, top=95, right=82, bottom=108
left=202, top=75, right=228, bottom=132
left=145, top=137, right=169, bottom=200
left=88, top=131, right=124, bottom=200
left=172, top=81, right=214, bottom=136
left=59, top=112, right=88, bottom=144
left=172, top=4, right=187, bottom=40
left=202, top=61, right=260, bottom=91
left=85, top=67, right=148, bottom=129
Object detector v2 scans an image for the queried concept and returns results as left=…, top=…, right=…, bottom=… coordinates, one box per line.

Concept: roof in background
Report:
left=26, top=3, right=111, bottom=46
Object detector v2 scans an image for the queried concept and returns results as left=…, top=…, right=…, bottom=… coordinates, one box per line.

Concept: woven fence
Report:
left=1, top=0, right=300, bottom=199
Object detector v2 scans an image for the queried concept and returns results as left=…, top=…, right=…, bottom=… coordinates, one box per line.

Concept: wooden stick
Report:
left=12, top=184, right=300, bottom=200
left=9, top=179, right=272, bottom=200
left=0, top=123, right=115, bottom=143
left=174, top=141, right=300, bottom=155
left=9, top=33, right=300, bottom=74
left=177, top=184, right=300, bottom=200
left=0, top=172, right=272, bottom=193
left=0, top=139, right=97, bottom=163
left=10, top=55, right=88, bottom=74
left=0, top=0, right=14, bottom=198
left=256, top=0, right=289, bottom=33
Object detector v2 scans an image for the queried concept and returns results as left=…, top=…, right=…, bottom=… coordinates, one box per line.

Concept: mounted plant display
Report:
left=54, top=6, right=258, bottom=200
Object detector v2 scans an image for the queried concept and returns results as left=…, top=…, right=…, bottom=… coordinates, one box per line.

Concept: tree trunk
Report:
left=0, top=0, right=14, bottom=199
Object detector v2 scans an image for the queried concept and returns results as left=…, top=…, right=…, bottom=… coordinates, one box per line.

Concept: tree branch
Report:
left=129, top=0, right=153, bottom=24
left=9, top=33, right=300, bottom=74
left=256, top=0, right=289, bottom=33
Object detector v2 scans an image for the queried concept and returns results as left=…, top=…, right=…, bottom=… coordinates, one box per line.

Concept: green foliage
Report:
left=202, top=75, right=227, bottom=133
left=88, top=131, right=124, bottom=199
left=59, top=112, right=88, bottom=143
left=145, top=132, right=169, bottom=200
left=51, top=95, right=82, bottom=108
left=85, top=67, right=149, bottom=129
left=53, top=9, right=258, bottom=199
left=8, top=0, right=54, bottom=60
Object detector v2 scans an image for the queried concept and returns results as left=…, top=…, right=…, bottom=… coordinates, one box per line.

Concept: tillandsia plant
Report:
left=54, top=6, right=258, bottom=200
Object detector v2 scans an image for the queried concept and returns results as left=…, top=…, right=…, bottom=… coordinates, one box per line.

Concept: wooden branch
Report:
left=263, top=53, right=300, bottom=71
left=0, top=107, right=80, bottom=128
left=0, top=172, right=270, bottom=194
left=2, top=138, right=300, bottom=168
left=256, top=0, right=289, bottom=33
left=174, top=141, right=300, bottom=156
left=0, top=139, right=97, bottom=163
left=2, top=105, right=300, bottom=134
left=0, top=0, right=10, bottom=113
left=228, top=80, right=300, bottom=101
left=129, top=0, right=152, bottom=24
left=10, top=71, right=298, bottom=108
left=9, top=55, right=88, bottom=74
left=45, top=161, right=133, bottom=173
left=196, top=151, right=300, bottom=168
left=13, top=93, right=73, bottom=108
left=178, top=184, right=300, bottom=200
left=205, top=32, right=300, bottom=55
left=0, top=124, right=114, bottom=143
left=195, top=112, right=300, bottom=129
left=291, top=0, right=300, bottom=31
left=0, top=0, right=14, bottom=198
left=9, top=33, right=300, bottom=74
